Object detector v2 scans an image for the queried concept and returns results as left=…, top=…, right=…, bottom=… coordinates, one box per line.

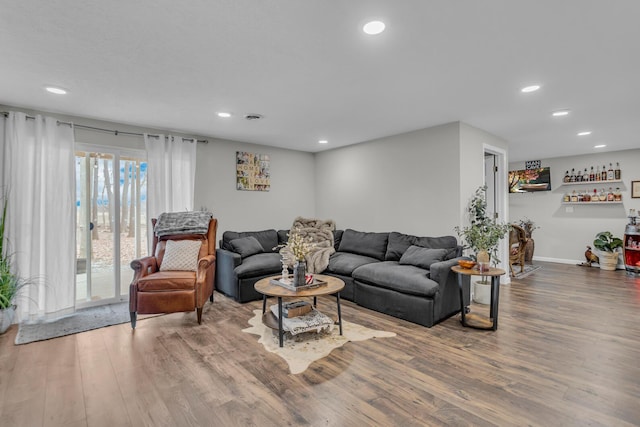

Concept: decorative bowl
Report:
left=458, top=260, right=477, bottom=269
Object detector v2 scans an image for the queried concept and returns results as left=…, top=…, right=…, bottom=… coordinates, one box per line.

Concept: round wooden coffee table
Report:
left=254, top=274, right=345, bottom=347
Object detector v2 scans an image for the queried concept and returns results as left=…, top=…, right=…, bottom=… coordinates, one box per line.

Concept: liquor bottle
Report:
left=615, top=162, right=621, bottom=180
left=583, top=190, right=591, bottom=202
left=583, top=168, right=589, bottom=182
left=601, top=165, right=607, bottom=181
left=614, top=187, right=622, bottom=201
left=599, top=188, right=607, bottom=201
left=596, top=165, right=601, bottom=181
left=571, top=190, right=578, bottom=202
left=570, top=168, right=576, bottom=182
left=607, top=187, right=614, bottom=201
left=589, top=166, right=594, bottom=181
left=607, top=163, right=614, bottom=180
left=563, top=192, right=570, bottom=202
left=592, top=188, right=598, bottom=202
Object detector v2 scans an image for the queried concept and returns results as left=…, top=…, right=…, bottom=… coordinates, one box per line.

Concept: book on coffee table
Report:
left=281, top=301, right=312, bottom=318
left=269, top=276, right=327, bottom=291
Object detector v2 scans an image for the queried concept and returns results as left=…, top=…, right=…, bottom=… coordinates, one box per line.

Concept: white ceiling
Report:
left=1, top=1, right=639, bottom=162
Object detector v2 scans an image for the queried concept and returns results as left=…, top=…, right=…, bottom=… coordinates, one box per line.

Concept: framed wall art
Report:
left=632, top=181, right=640, bottom=198
left=236, top=151, right=270, bottom=191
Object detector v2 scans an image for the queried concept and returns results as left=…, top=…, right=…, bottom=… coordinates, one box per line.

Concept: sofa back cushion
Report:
left=337, top=229, right=389, bottom=261
left=277, top=229, right=289, bottom=246
left=221, top=229, right=278, bottom=253
left=385, top=232, right=459, bottom=261
left=333, top=230, right=344, bottom=251
left=398, top=246, right=449, bottom=270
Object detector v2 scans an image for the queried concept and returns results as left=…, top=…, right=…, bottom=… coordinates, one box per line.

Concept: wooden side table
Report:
left=451, top=265, right=506, bottom=331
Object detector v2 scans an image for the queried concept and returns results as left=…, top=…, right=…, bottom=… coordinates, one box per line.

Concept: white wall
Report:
left=194, top=139, right=315, bottom=239
left=509, top=149, right=640, bottom=264
left=314, top=122, right=463, bottom=236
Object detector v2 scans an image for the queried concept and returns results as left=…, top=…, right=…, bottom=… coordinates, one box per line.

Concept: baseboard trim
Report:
left=532, top=256, right=625, bottom=269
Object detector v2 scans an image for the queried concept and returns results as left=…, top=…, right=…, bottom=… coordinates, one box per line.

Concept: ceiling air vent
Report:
left=244, top=114, right=263, bottom=121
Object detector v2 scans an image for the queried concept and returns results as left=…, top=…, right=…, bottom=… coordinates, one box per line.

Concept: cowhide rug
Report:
left=242, top=309, right=396, bottom=374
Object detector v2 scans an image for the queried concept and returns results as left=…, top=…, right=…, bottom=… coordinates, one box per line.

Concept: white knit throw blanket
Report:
left=282, top=217, right=336, bottom=274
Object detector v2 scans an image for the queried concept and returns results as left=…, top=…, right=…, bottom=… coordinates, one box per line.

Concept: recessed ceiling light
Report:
left=577, top=131, right=592, bottom=136
left=45, top=86, right=67, bottom=95
left=318, top=140, right=328, bottom=144
left=363, top=21, right=385, bottom=35
left=217, top=112, right=231, bottom=118
left=552, top=110, right=570, bottom=117
left=521, top=85, right=541, bottom=93
left=594, top=144, right=607, bottom=149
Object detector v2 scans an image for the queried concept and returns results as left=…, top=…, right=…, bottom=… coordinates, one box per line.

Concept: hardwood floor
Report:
left=1, top=261, right=639, bottom=426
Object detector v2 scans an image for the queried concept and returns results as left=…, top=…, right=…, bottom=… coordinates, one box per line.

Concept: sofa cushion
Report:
left=385, top=232, right=459, bottom=261
left=353, top=261, right=439, bottom=297
left=399, top=246, right=449, bottom=270
left=137, top=271, right=197, bottom=291
left=277, top=229, right=289, bottom=246
left=229, top=236, right=265, bottom=259
left=338, top=229, right=388, bottom=261
left=326, top=252, right=380, bottom=276
left=222, top=229, right=279, bottom=253
left=333, top=229, right=344, bottom=251
left=234, top=253, right=283, bottom=278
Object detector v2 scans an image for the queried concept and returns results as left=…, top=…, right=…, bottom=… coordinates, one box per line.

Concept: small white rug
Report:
left=243, top=309, right=396, bottom=374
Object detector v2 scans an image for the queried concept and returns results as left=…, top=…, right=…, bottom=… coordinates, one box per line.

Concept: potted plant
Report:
left=593, top=231, right=623, bottom=271
left=455, top=186, right=511, bottom=304
left=0, top=191, right=30, bottom=333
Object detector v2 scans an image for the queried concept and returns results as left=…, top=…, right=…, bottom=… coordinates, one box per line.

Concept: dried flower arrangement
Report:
left=285, top=229, right=314, bottom=261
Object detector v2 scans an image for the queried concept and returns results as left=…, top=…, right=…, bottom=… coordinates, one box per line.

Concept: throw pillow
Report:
left=398, top=246, right=449, bottom=269
left=160, top=239, right=202, bottom=271
left=229, top=236, right=265, bottom=258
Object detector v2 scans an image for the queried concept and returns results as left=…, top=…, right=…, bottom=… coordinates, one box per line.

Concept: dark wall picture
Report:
left=509, top=167, right=551, bottom=193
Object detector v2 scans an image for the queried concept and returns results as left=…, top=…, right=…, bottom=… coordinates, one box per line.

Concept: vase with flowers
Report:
left=281, top=229, right=314, bottom=287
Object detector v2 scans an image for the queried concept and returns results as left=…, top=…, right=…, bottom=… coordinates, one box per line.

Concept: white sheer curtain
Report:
left=0, top=112, right=75, bottom=321
left=144, top=134, right=197, bottom=246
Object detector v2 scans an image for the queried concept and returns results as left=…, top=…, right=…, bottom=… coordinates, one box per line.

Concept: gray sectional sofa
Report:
left=215, top=228, right=467, bottom=327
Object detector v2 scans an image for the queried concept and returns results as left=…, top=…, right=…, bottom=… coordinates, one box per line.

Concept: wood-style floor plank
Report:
left=0, top=261, right=639, bottom=426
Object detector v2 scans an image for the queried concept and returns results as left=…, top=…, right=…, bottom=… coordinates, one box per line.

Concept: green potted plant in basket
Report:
left=593, top=231, right=623, bottom=271
left=455, top=186, right=511, bottom=304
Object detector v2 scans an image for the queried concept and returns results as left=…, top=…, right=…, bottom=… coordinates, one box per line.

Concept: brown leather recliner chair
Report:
left=129, top=218, right=218, bottom=328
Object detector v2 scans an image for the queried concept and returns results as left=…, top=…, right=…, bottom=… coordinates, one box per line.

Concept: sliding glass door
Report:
left=75, top=145, right=147, bottom=307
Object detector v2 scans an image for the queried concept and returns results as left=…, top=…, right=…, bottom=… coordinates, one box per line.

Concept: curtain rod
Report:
left=1, top=111, right=208, bottom=144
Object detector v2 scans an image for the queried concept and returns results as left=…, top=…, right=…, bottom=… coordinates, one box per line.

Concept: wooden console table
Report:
left=451, top=265, right=506, bottom=331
